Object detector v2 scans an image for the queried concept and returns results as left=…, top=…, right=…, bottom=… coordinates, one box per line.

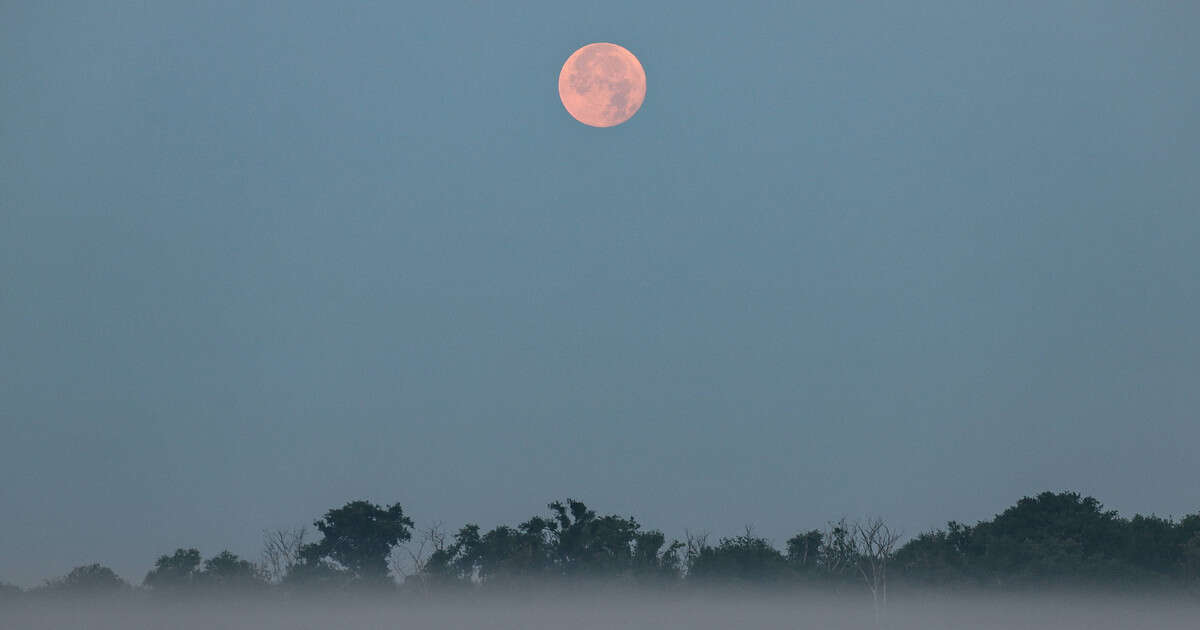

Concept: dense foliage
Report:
left=894, top=491, right=1200, bottom=588
left=419, top=499, right=683, bottom=588
left=27, top=564, right=130, bottom=599
left=297, top=500, right=414, bottom=585
left=3, top=492, right=1197, bottom=601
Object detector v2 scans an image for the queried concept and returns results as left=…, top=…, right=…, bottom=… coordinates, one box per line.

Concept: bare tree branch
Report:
left=853, top=517, right=902, bottom=627
left=391, top=521, right=448, bottom=594
left=260, top=527, right=307, bottom=584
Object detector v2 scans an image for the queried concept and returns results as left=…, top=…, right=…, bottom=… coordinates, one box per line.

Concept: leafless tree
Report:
left=260, top=527, right=307, bottom=583
left=391, top=521, right=448, bottom=594
left=853, top=517, right=902, bottom=627
left=682, top=529, right=710, bottom=578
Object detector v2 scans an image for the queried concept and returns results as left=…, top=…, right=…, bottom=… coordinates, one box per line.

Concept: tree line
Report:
left=3, top=491, right=1199, bottom=603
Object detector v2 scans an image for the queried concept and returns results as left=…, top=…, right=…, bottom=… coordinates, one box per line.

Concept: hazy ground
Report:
left=3, top=589, right=1197, bottom=630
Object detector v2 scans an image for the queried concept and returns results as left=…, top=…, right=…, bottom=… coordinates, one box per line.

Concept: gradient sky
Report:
left=2, top=2, right=1198, bottom=587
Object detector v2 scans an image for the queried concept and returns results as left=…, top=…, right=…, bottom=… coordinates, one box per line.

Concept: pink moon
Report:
left=558, top=43, right=647, bottom=128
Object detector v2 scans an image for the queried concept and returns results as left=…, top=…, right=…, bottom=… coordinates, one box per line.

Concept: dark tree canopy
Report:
left=687, top=531, right=789, bottom=583
left=894, top=491, right=1200, bottom=587
left=786, top=530, right=824, bottom=571
left=299, top=500, right=414, bottom=583
left=551, top=499, right=641, bottom=576
left=144, top=548, right=202, bottom=590
left=422, top=499, right=683, bottom=586
left=200, top=551, right=264, bottom=589
left=142, top=548, right=270, bottom=594
left=13, top=490, right=1200, bottom=599
left=457, top=517, right=558, bottom=582
left=43, top=564, right=128, bottom=594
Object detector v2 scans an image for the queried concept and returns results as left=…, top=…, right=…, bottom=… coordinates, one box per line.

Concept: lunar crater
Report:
left=558, top=43, right=646, bottom=127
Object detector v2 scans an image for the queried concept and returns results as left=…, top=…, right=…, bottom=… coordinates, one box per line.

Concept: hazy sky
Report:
left=2, top=2, right=1198, bottom=587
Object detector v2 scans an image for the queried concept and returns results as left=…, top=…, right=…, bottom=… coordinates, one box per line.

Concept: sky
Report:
left=2, top=1, right=1198, bottom=587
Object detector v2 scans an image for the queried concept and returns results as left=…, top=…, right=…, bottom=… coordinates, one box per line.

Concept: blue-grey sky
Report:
left=2, top=2, right=1198, bottom=586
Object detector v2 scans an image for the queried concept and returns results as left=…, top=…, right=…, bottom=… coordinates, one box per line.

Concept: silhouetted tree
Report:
left=853, top=517, right=901, bottom=625
left=1184, top=532, right=1200, bottom=584
left=632, top=529, right=685, bottom=580
left=464, top=517, right=558, bottom=583
left=687, top=527, right=789, bottom=583
left=892, top=520, right=974, bottom=584
left=281, top=558, right=354, bottom=590
left=421, top=523, right=478, bottom=587
left=1175, top=514, right=1200, bottom=585
left=394, top=522, right=451, bottom=595
left=299, top=500, right=414, bottom=585
left=261, top=527, right=307, bottom=583
left=818, top=519, right=859, bottom=581
left=894, top=491, right=1200, bottom=588
left=17, top=489, right=1200, bottom=599
left=550, top=499, right=641, bottom=577
left=41, top=564, right=128, bottom=596
left=420, top=499, right=682, bottom=587
left=144, top=548, right=202, bottom=591
left=786, top=529, right=824, bottom=574
left=200, top=551, right=264, bottom=589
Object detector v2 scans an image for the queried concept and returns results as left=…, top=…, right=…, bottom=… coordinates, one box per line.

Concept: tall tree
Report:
left=818, top=519, right=859, bottom=580
left=299, top=500, right=414, bottom=584
left=550, top=499, right=640, bottom=577
left=786, top=530, right=824, bottom=573
left=260, top=527, right=307, bottom=583
left=853, top=518, right=901, bottom=626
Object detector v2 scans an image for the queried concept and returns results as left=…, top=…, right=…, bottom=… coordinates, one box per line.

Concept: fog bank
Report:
left=3, top=590, right=1197, bottom=630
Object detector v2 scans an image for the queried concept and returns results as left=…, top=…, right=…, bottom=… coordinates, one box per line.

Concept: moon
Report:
left=558, top=43, right=646, bottom=128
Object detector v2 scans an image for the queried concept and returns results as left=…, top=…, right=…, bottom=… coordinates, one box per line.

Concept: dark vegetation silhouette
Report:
left=895, top=492, right=1200, bottom=588
left=290, top=500, right=414, bottom=588
left=4, top=492, right=1198, bottom=603
left=142, top=547, right=266, bottom=594
left=19, top=564, right=131, bottom=601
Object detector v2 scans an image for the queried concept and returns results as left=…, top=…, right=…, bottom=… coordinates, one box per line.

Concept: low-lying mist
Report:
left=3, top=588, right=1197, bottom=630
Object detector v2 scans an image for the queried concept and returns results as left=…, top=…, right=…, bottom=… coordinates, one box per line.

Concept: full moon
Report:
left=558, top=43, right=646, bottom=128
